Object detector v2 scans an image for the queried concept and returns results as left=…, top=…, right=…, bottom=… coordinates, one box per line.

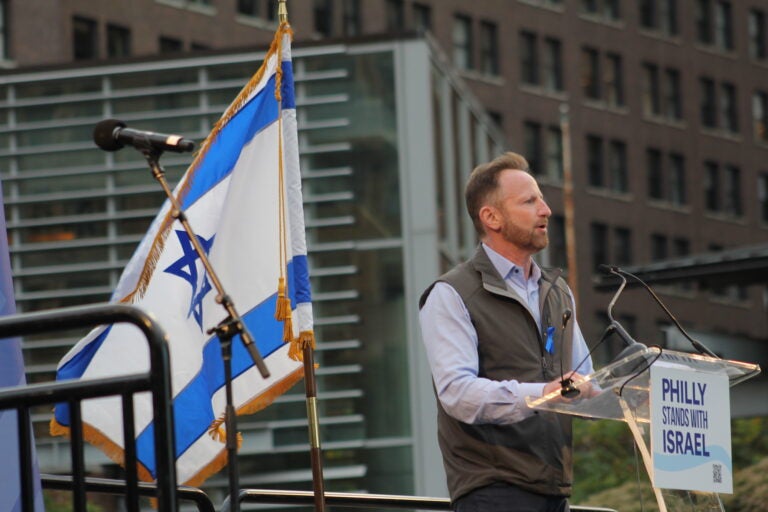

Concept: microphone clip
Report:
left=560, top=377, right=580, bottom=398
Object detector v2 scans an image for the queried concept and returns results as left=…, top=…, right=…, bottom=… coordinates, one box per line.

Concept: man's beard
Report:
left=501, top=219, right=548, bottom=253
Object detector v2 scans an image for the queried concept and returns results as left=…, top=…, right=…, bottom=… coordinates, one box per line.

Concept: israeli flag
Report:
left=52, top=26, right=311, bottom=486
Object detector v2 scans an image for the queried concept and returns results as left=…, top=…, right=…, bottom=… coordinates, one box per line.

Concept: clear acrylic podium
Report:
left=526, top=346, right=761, bottom=512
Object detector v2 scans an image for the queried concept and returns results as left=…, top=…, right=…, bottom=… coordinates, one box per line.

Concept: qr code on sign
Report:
left=712, top=464, right=722, bottom=483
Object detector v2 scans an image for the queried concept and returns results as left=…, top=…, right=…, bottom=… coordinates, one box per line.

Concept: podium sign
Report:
left=650, top=364, right=732, bottom=494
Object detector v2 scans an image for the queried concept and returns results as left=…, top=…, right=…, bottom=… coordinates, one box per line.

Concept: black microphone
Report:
left=93, top=119, right=195, bottom=154
left=558, top=309, right=580, bottom=398
left=612, top=267, right=719, bottom=358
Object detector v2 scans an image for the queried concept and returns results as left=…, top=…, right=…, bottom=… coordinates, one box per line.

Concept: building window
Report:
left=673, top=238, right=690, bottom=259
left=385, top=0, right=404, bottom=33
left=0, top=0, right=8, bottom=60
left=582, top=0, right=620, bottom=21
left=159, top=36, right=183, bottom=53
left=695, top=0, right=713, bottom=44
left=753, top=91, right=768, bottom=143
left=714, top=0, right=734, bottom=51
left=266, top=0, right=278, bottom=21
left=605, top=53, right=624, bottom=107
left=591, top=222, right=609, bottom=271
left=453, top=15, right=473, bottom=71
left=640, top=0, right=677, bottom=35
left=704, top=160, right=720, bottom=211
left=543, top=38, right=563, bottom=91
left=608, top=139, right=628, bottom=193
left=647, top=149, right=687, bottom=205
left=548, top=215, right=568, bottom=270
left=106, top=24, right=131, bottom=58
left=720, top=82, right=739, bottom=134
left=697, top=0, right=734, bottom=51
left=582, top=46, right=601, bottom=100
left=525, top=121, right=563, bottom=181
left=613, top=227, right=632, bottom=266
left=524, top=120, right=543, bottom=176
left=582, top=49, right=624, bottom=106
left=700, top=77, right=717, bottom=128
left=413, top=3, right=432, bottom=34
left=519, top=32, right=562, bottom=92
left=545, top=126, right=564, bottom=181
left=639, top=0, right=656, bottom=28
left=664, top=68, right=682, bottom=120
left=586, top=134, right=604, bottom=187
left=643, top=64, right=682, bottom=120
left=723, top=165, right=742, bottom=216
left=647, top=147, right=664, bottom=200
left=73, top=16, right=98, bottom=60
left=314, top=0, right=333, bottom=37
left=237, top=0, right=259, bottom=16
left=650, top=233, right=668, bottom=261
left=343, top=0, right=361, bottom=36
left=488, top=110, right=503, bottom=130
left=759, top=172, right=768, bottom=223
left=480, top=21, right=499, bottom=76
left=642, top=62, right=661, bottom=116
left=520, top=31, right=538, bottom=85
left=586, top=135, right=626, bottom=192
left=749, top=9, right=767, bottom=61
left=668, top=153, right=686, bottom=206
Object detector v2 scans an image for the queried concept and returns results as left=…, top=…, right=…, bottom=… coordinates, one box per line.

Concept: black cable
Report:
left=616, top=268, right=719, bottom=358
left=618, top=345, right=662, bottom=397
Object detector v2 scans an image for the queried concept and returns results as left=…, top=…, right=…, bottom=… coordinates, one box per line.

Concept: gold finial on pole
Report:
left=278, top=0, right=288, bottom=23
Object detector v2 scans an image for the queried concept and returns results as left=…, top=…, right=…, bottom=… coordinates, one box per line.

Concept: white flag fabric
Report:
left=52, top=24, right=312, bottom=487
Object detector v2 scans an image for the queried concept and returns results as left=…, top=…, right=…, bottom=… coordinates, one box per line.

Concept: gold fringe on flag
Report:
left=287, top=330, right=316, bottom=361
left=275, top=276, right=291, bottom=321
left=207, top=414, right=243, bottom=446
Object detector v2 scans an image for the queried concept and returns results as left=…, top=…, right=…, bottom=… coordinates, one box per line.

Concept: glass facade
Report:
left=1, top=37, right=505, bottom=508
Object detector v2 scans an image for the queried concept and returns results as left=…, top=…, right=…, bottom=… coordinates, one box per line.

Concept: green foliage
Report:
left=571, top=418, right=641, bottom=502
left=573, top=416, right=768, bottom=511
left=44, top=490, right=104, bottom=512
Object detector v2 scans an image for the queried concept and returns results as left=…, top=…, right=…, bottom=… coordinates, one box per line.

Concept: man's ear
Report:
left=478, top=204, right=500, bottom=233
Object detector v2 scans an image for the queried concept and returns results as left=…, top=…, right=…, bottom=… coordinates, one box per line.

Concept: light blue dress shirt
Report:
left=419, top=244, right=594, bottom=425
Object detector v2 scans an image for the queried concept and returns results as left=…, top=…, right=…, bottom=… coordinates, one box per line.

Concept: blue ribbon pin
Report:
left=545, top=326, right=555, bottom=354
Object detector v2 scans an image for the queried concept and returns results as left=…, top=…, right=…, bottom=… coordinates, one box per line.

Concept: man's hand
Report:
left=542, top=372, right=596, bottom=400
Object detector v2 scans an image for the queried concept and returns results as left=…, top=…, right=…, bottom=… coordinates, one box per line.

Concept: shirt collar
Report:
left=481, top=243, right=541, bottom=283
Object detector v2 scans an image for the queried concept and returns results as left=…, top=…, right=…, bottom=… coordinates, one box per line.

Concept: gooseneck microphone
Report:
left=598, top=264, right=648, bottom=361
left=93, top=119, right=195, bottom=154
left=610, top=266, right=719, bottom=358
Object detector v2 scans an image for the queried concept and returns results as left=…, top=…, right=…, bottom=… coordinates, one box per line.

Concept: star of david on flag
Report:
left=163, top=230, right=215, bottom=329
left=51, top=22, right=313, bottom=487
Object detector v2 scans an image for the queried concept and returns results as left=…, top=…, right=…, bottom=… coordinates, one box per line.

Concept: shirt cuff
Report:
left=518, top=382, right=546, bottom=418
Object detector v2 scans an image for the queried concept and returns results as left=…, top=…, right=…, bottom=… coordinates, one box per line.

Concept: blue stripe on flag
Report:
left=182, top=60, right=294, bottom=211
left=293, top=254, right=311, bottom=304
left=134, top=259, right=300, bottom=476
left=53, top=325, right=114, bottom=426
left=280, top=61, right=295, bottom=109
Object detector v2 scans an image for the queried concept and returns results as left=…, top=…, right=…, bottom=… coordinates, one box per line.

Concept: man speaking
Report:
left=419, top=152, right=594, bottom=512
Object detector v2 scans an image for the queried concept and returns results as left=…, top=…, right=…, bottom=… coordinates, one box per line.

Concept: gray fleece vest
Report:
left=420, top=246, right=576, bottom=501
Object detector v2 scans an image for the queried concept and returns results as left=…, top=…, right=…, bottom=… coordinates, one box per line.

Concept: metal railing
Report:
left=223, top=488, right=618, bottom=512
left=41, top=474, right=215, bottom=512
left=0, top=303, right=178, bottom=512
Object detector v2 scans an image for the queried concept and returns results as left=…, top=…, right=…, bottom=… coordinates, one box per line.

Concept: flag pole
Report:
left=560, top=103, right=579, bottom=305
left=276, top=3, right=326, bottom=510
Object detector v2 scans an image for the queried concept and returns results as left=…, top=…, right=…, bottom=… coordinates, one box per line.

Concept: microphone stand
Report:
left=138, top=144, right=270, bottom=512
